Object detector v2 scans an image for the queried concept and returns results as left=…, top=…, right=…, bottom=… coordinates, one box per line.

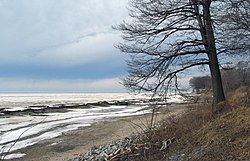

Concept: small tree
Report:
left=189, top=76, right=211, bottom=93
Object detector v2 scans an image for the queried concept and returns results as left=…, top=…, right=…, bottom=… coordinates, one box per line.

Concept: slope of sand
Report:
left=11, top=104, right=187, bottom=161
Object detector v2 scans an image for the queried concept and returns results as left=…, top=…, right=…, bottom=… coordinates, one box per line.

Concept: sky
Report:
left=0, top=0, right=130, bottom=93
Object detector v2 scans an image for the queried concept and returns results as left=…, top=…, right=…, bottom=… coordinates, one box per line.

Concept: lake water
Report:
left=0, top=93, right=146, bottom=110
left=0, top=93, right=185, bottom=160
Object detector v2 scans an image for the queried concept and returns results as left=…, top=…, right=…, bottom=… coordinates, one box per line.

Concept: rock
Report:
left=69, top=132, right=142, bottom=161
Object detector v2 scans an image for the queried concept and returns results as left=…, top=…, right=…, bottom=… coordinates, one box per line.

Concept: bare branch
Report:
left=113, top=0, right=249, bottom=103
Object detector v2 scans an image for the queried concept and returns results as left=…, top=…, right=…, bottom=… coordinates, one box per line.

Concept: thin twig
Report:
left=0, top=117, right=47, bottom=161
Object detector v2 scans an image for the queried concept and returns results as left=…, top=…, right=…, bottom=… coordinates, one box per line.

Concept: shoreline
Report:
left=0, top=102, right=152, bottom=159
left=9, top=104, right=187, bottom=161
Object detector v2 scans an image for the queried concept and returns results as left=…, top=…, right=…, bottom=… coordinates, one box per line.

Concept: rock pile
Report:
left=69, top=133, right=141, bottom=161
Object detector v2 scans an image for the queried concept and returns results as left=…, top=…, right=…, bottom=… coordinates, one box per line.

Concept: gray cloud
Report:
left=0, top=0, right=128, bottom=66
left=0, top=0, right=129, bottom=92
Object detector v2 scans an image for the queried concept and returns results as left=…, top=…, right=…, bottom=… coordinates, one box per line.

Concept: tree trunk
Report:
left=203, top=0, right=226, bottom=104
left=208, top=54, right=226, bottom=104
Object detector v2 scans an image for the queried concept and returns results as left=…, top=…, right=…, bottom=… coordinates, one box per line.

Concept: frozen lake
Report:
left=0, top=93, right=185, bottom=160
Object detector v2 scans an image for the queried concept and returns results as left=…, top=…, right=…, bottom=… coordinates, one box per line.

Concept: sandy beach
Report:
left=9, top=104, right=187, bottom=161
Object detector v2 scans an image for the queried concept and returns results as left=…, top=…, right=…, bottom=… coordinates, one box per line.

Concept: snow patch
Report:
left=1, top=153, right=26, bottom=160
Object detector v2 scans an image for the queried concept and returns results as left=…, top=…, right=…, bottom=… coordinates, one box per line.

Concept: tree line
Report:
left=189, top=61, right=250, bottom=93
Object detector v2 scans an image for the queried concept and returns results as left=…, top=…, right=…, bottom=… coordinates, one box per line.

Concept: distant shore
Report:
left=10, top=104, right=187, bottom=161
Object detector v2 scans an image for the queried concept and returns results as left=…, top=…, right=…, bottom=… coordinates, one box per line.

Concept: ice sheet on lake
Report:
left=0, top=93, right=185, bottom=159
left=0, top=105, right=151, bottom=159
left=1, top=153, right=26, bottom=160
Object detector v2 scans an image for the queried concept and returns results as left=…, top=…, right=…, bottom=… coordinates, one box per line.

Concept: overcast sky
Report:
left=0, top=0, right=130, bottom=92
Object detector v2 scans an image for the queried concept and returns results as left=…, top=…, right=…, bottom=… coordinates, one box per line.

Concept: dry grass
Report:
left=227, top=86, right=249, bottom=108
left=212, top=101, right=232, bottom=117
left=115, top=86, right=250, bottom=161
left=162, top=107, right=249, bottom=161
left=184, top=107, right=250, bottom=160
left=114, top=104, right=214, bottom=161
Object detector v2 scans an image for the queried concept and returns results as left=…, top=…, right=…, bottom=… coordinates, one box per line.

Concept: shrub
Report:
left=227, top=86, right=249, bottom=108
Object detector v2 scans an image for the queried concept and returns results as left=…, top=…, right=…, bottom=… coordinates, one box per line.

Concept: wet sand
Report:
left=10, top=104, right=187, bottom=161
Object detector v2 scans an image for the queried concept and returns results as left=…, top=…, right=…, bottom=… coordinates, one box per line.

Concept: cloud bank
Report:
left=0, top=0, right=129, bottom=92
left=0, top=77, right=125, bottom=93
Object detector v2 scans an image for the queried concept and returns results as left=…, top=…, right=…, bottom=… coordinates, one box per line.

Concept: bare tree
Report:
left=114, top=0, right=236, bottom=104
left=222, top=61, right=250, bottom=92
left=189, top=75, right=211, bottom=93
left=216, top=0, right=250, bottom=56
